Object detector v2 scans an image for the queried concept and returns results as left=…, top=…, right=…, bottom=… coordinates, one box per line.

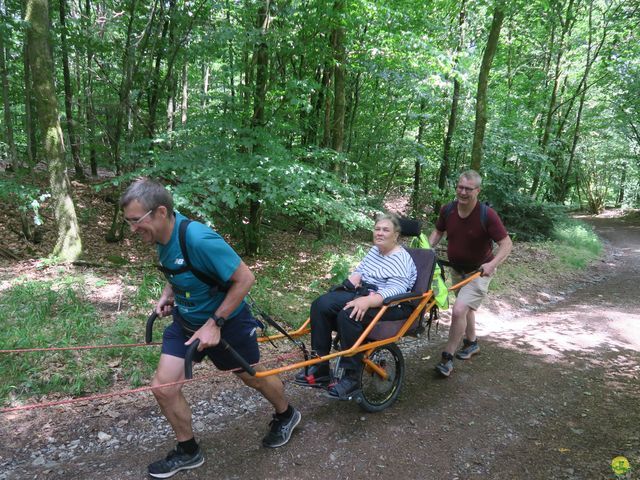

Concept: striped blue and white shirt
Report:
left=353, top=246, right=417, bottom=299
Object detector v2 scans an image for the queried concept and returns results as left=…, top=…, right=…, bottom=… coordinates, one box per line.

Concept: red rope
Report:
left=0, top=342, right=161, bottom=354
left=0, top=374, right=218, bottom=414
left=0, top=350, right=301, bottom=414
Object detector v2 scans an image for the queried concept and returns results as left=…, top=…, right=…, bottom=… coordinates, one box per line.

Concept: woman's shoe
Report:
left=326, top=375, right=360, bottom=400
left=293, top=364, right=330, bottom=388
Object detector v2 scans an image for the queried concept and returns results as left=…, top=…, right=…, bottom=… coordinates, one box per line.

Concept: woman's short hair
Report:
left=119, top=178, right=174, bottom=215
left=374, top=212, right=401, bottom=233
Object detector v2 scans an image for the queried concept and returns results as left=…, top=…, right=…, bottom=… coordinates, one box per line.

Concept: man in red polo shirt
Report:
left=429, top=170, right=512, bottom=377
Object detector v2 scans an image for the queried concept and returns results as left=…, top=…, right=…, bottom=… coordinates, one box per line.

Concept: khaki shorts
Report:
left=450, top=269, right=492, bottom=311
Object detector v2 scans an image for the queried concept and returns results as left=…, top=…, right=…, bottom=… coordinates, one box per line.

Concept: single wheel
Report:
left=357, top=343, right=405, bottom=412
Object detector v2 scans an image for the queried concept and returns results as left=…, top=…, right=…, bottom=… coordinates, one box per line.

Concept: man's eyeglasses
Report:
left=456, top=185, right=478, bottom=193
left=124, top=209, right=154, bottom=227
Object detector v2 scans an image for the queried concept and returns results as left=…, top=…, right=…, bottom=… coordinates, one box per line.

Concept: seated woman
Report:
left=295, top=212, right=417, bottom=399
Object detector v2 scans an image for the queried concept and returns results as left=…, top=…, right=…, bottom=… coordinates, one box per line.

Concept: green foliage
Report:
left=6, top=0, right=640, bottom=245
left=481, top=166, right=566, bottom=241
left=0, top=176, right=49, bottom=226
left=106, top=254, right=130, bottom=266
left=326, top=245, right=367, bottom=284
left=134, top=119, right=374, bottom=243
left=499, top=197, right=566, bottom=242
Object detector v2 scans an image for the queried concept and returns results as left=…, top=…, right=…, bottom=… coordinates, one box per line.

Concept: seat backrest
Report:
left=405, top=247, right=436, bottom=297
left=367, top=247, right=436, bottom=341
left=398, top=217, right=422, bottom=237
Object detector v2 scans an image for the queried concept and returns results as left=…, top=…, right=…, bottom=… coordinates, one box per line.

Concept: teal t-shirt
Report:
left=158, top=212, right=244, bottom=325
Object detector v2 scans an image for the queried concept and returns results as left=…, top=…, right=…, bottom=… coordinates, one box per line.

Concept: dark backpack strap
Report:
left=443, top=201, right=456, bottom=223
left=479, top=201, right=488, bottom=233
left=177, top=219, right=230, bottom=292
left=178, top=219, right=193, bottom=269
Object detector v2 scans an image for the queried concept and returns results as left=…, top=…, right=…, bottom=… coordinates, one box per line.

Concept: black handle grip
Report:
left=145, top=312, right=158, bottom=344
left=184, top=339, right=256, bottom=379
left=220, top=339, right=256, bottom=376
left=185, top=340, right=198, bottom=380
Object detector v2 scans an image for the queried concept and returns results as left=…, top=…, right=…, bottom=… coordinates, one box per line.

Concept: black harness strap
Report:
left=157, top=219, right=230, bottom=294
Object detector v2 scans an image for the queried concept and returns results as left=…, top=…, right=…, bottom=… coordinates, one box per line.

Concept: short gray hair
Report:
left=120, top=178, right=174, bottom=215
left=374, top=212, right=401, bottom=233
left=459, top=169, right=482, bottom=188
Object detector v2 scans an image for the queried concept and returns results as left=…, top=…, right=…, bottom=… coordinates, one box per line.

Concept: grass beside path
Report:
left=0, top=274, right=161, bottom=408
left=489, top=219, right=602, bottom=299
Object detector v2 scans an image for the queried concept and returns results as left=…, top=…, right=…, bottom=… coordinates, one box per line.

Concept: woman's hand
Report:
left=347, top=273, right=362, bottom=288
left=344, top=293, right=381, bottom=322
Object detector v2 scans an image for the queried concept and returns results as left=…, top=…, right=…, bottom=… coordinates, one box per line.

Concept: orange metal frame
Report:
left=252, top=271, right=483, bottom=379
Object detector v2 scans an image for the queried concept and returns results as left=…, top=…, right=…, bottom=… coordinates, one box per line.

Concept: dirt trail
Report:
left=1, top=215, right=638, bottom=479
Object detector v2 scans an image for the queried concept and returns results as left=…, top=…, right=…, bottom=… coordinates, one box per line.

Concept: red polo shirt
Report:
left=435, top=202, right=508, bottom=270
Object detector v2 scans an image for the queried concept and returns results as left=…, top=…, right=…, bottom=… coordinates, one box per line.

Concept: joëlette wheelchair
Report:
left=145, top=220, right=481, bottom=413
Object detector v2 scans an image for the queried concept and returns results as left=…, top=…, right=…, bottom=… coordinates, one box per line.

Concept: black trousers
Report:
left=310, top=290, right=413, bottom=372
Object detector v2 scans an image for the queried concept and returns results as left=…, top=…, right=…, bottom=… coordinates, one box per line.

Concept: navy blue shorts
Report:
left=161, top=305, right=261, bottom=371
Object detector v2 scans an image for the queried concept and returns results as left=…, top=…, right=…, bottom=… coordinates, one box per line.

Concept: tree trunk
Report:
left=558, top=0, right=608, bottom=202
left=439, top=0, right=466, bottom=190
left=470, top=6, right=504, bottom=172
left=0, top=23, right=18, bottom=168
left=346, top=70, right=361, bottom=153
left=309, top=65, right=332, bottom=147
left=167, top=71, right=176, bottom=141
left=226, top=2, right=235, bottom=109
left=411, top=98, right=426, bottom=215
left=26, top=0, right=82, bottom=262
left=23, top=16, right=37, bottom=166
left=181, top=62, right=188, bottom=125
left=616, top=162, right=626, bottom=207
left=244, top=0, right=271, bottom=256
left=108, top=0, right=158, bottom=175
left=251, top=3, right=269, bottom=129
left=330, top=0, right=346, bottom=156
left=58, top=0, right=84, bottom=179
left=530, top=0, right=576, bottom=196
left=110, top=1, right=138, bottom=175
left=202, top=62, right=210, bottom=107
left=321, top=63, right=333, bottom=148
left=148, top=5, right=171, bottom=139
left=84, top=0, right=97, bottom=176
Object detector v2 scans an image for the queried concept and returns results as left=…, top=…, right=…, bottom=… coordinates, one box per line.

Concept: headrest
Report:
left=398, top=217, right=422, bottom=237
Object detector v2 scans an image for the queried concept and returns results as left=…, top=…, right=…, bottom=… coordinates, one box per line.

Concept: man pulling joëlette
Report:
left=120, top=178, right=301, bottom=479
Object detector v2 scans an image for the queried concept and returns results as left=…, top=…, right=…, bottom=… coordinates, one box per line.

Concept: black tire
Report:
left=357, top=343, right=405, bottom=413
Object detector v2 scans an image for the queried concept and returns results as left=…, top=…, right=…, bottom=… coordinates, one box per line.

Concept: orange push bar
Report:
left=447, top=270, right=483, bottom=292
